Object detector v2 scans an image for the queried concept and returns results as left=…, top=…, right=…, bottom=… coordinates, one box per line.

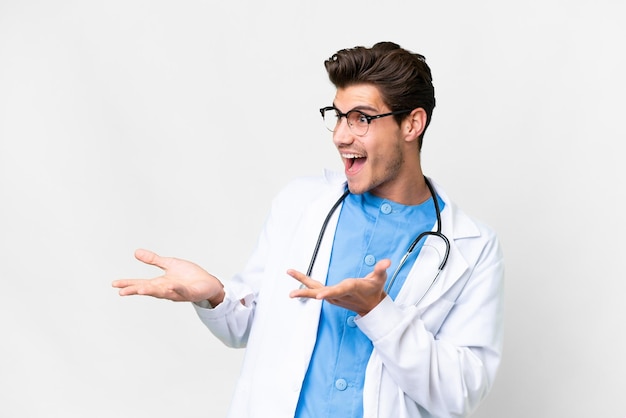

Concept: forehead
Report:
left=334, top=84, right=388, bottom=112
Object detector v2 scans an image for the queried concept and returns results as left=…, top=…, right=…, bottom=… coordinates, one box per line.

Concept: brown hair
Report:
left=324, top=41, right=435, bottom=149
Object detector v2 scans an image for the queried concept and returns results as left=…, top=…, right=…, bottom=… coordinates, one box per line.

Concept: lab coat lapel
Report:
left=289, top=175, right=347, bottom=285
left=395, top=181, right=476, bottom=310
left=281, top=177, right=347, bottom=374
left=404, top=233, right=469, bottom=309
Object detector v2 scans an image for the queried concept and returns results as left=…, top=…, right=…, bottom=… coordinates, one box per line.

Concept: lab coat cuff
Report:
left=355, top=295, right=404, bottom=342
left=192, top=282, right=254, bottom=318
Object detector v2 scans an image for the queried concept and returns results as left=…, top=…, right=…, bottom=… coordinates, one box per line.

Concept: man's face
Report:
left=332, top=84, right=412, bottom=199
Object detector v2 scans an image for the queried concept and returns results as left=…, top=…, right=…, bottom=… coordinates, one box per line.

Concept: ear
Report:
left=403, top=108, right=427, bottom=144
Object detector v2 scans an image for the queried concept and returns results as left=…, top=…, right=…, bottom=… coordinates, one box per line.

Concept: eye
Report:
left=349, top=111, right=369, bottom=126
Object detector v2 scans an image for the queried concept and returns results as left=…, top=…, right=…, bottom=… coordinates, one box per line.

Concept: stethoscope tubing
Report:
left=305, top=188, right=350, bottom=277
left=302, top=176, right=451, bottom=306
left=384, top=178, right=450, bottom=293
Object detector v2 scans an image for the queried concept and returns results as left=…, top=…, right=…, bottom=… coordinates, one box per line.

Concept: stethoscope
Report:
left=303, top=176, right=450, bottom=306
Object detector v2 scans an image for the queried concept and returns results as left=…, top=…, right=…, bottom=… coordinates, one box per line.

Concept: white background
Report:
left=1, top=1, right=625, bottom=417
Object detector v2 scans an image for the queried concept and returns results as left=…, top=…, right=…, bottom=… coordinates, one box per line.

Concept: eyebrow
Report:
left=331, top=102, right=380, bottom=114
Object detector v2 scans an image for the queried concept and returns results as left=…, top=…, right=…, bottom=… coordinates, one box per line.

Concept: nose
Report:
left=332, top=116, right=354, bottom=147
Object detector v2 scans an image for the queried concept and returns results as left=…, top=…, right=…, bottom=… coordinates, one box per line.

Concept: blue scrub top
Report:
left=295, top=191, right=443, bottom=418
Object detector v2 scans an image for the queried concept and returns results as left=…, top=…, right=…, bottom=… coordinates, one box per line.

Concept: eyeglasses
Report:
left=319, top=106, right=412, bottom=136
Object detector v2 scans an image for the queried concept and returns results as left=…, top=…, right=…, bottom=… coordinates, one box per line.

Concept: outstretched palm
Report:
left=112, top=249, right=223, bottom=304
left=287, top=259, right=390, bottom=316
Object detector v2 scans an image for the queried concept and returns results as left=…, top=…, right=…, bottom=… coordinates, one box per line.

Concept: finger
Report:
left=315, top=279, right=356, bottom=299
left=114, top=280, right=159, bottom=296
left=289, top=287, right=324, bottom=299
left=117, top=282, right=184, bottom=300
left=286, top=269, right=323, bottom=289
left=112, top=278, right=148, bottom=288
left=116, top=283, right=145, bottom=296
left=117, top=285, right=141, bottom=296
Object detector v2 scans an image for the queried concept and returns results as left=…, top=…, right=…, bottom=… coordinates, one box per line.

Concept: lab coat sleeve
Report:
left=193, top=281, right=256, bottom=348
left=356, top=227, right=504, bottom=417
left=191, top=190, right=281, bottom=348
left=192, top=176, right=313, bottom=349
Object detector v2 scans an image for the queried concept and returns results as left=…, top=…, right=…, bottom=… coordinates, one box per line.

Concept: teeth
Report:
left=342, top=153, right=364, bottom=159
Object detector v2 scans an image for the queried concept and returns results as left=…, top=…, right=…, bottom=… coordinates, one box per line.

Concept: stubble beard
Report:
left=347, top=141, right=404, bottom=196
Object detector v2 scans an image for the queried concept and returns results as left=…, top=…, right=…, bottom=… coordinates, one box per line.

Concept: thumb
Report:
left=372, top=259, right=392, bottom=282
left=134, top=248, right=167, bottom=270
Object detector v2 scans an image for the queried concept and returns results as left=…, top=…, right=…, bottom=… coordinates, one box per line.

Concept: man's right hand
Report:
left=112, top=249, right=225, bottom=306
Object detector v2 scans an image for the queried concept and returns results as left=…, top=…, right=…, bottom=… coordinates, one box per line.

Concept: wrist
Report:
left=207, top=286, right=226, bottom=307
left=357, top=292, right=387, bottom=317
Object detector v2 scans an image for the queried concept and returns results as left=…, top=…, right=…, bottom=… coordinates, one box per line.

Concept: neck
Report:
left=370, top=172, right=431, bottom=206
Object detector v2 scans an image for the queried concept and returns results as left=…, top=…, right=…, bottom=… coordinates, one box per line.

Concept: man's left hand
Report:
left=287, top=259, right=391, bottom=316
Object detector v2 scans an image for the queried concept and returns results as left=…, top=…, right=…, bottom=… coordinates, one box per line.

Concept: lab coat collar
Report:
left=316, top=172, right=481, bottom=310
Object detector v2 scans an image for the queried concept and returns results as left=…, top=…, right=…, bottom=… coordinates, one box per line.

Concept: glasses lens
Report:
left=346, top=111, right=369, bottom=136
left=322, top=108, right=339, bottom=132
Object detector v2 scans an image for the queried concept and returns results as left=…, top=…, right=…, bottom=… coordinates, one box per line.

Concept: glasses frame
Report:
left=319, top=106, right=413, bottom=136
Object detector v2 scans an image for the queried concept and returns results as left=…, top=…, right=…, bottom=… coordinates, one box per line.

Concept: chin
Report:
left=346, top=179, right=369, bottom=195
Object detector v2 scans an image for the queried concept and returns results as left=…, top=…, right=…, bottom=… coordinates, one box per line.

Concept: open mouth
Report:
left=343, top=153, right=366, bottom=173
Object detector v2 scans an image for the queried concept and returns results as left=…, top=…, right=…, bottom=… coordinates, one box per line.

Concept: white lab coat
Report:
left=195, top=170, right=504, bottom=418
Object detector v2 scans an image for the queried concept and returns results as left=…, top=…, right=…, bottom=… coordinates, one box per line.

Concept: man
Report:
left=113, top=41, right=504, bottom=418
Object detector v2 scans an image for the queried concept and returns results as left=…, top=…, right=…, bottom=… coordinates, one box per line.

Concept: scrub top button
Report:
left=364, top=255, right=376, bottom=266
left=346, top=316, right=357, bottom=327
left=381, top=203, right=392, bottom=214
left=335, top=378, right=348, bottom=391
